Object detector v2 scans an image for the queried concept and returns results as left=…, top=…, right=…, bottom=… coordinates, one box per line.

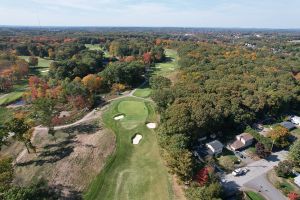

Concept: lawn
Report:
left=0, top=91, right=24, bottom=106
left=85, top=44, right=110, bottom=57
left=84, top=97, right=173, bottom=200
left=153, top=49, right=179, bottom=77
left=19, top=56, right=53, bottom=76
left=133, top=88, right=152, bottom=98
left=245, top=191, right=266, bottom=200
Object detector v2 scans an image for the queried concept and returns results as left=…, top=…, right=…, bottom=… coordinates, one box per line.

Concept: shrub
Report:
left=255, top=142, right=271, bottom=158
left=274, top=160, right=294, bottom=178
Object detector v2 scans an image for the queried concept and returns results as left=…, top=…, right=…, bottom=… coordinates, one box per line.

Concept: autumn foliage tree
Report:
left=288, top=192, right=300, bottom=200
left=268, top=125, right=289, bottom=151
left=196, top=166, right=213, bottom=186
left=255, top=142, right=271, bottom=158
left=81, top=74, right=102, bottom=93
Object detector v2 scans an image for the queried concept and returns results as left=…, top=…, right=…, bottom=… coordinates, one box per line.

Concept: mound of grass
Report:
left=245, top=191, right=266, bottom=200
left=84, top=97, right=173, bottom=200
left=133, top=88, right=152, bottom=98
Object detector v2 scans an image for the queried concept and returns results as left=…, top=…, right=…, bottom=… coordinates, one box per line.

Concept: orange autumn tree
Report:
left=111, top=83, right=126, bottom=94
left=81, top=74, right=102, bottom=93
left=268, top=125, right=289, bottom=151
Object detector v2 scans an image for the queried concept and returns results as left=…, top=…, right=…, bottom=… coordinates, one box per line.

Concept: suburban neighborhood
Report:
left=191, top=115, right=300, bottom=199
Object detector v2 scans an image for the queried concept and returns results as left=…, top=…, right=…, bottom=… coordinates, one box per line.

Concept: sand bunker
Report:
left=114, top=114, right=124, bottom=120
left=41, top=70, right=49, bottom=73
left=132, top=134, right=142, bottom=144
left=146, top=123, right=157, bottom=129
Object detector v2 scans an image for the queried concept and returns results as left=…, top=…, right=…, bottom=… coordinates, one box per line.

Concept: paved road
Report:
left=223, top=150, right=288, bottom=199
left=244, top=174, right=287, bottom=200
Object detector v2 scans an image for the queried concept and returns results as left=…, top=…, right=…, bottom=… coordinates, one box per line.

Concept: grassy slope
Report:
left=84, top=97, right=172, bottom=200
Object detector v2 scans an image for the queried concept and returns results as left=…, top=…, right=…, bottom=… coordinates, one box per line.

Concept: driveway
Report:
left=223, top=150, right=288, bottom=198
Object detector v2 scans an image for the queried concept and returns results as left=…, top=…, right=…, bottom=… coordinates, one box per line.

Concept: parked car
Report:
left=232, top=168, right=249, bottom=176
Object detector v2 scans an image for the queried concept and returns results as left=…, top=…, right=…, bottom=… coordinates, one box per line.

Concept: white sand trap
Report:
left=114, top=114, right=124, bottom=120
left=146, top=123, right=157, bottom=129
left=41, top=70, right=49, bottom=73
left=132, top=134, right=142, bottom=144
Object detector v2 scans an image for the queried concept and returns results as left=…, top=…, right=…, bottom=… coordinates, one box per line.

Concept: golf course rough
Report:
left=84, top=97, right=173, bottom=200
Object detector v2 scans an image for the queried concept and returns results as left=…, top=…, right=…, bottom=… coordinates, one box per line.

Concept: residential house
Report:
left=294, top=175, right=300, bottom=187
left=280, top=121, right=296, bottom=131
left=230, top=133, right=254, bottom=151
left=291, top=116, right=300, bottom=126
left=206, top=140, right=223, bottom=155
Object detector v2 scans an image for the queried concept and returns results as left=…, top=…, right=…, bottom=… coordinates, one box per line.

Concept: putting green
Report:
left=84, top=97, right=173, bottom=200
left=118, top=100, right=148, bottom=129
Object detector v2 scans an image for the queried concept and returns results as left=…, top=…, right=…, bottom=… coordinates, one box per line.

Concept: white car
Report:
left=232, top=168, right=249, bottom=176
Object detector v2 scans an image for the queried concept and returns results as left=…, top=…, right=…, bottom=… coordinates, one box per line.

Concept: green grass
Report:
left=0, top=92, right=24, bottom=106
left=133, top=88, right=152, bottom=98
left=245, top=191, right=266, bottom=200
left=153, top=49, right=179, bottom=76
left=19, top=56, right=53, bottom=76
left=84, top=97, right=172, bottom=200
left=0, top=107, right=13, bottom=124
left=85, top=44, right=110, bottom=57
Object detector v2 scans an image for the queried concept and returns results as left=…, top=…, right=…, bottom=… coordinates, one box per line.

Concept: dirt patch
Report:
left=13, top=121, right=116, bottom=198
left=172, top=176, right=187, bottom=200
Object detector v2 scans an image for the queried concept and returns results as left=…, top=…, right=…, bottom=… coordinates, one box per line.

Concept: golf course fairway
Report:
left=84, top=97, right=173, bottom=200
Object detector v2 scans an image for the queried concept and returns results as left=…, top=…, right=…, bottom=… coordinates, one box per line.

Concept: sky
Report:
left=0, top=0, right=299, bottom=28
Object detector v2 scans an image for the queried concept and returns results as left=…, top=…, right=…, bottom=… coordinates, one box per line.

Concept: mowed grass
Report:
left=19, top=56, right=53, bottom=76
left=133, top=88, right=152, bottom=98
left=154, top=49, right=178, bottom=77
left=118, top=100, right=148, bottom=129
left=85, top=44, right=110, bottom=58
left=0, top=92, right=24, bottom=106
left=84, top=97, right=173, bottom=200
left=245, top=191, right=266, bottom=200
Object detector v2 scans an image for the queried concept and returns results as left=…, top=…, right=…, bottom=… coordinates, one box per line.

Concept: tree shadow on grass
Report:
left=62, top=124, right=101, bottom=135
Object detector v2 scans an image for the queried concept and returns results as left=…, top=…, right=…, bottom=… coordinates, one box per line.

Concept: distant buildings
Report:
left=230, top=133, right=254, bottom=151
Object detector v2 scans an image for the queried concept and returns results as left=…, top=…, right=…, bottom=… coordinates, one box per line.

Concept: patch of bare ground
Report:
left=13, top=121, right=116, bottom=199
left=172, top=175, right=187, bottom=200
left=167, top=70, right=180, bottom=85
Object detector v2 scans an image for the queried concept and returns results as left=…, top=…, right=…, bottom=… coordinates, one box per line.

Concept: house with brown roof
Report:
left=230, top=133, right=254, bottom=151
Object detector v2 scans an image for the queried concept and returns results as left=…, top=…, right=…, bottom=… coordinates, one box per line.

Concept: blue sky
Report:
left=0, top=0, right=299, bottom=28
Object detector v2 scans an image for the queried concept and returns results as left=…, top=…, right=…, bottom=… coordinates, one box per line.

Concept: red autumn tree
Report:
left=143, top=52, right=152, bottom=64
left=195, top=166, right=213, bottom=186
left=288, top=192, right=300, bottom=200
